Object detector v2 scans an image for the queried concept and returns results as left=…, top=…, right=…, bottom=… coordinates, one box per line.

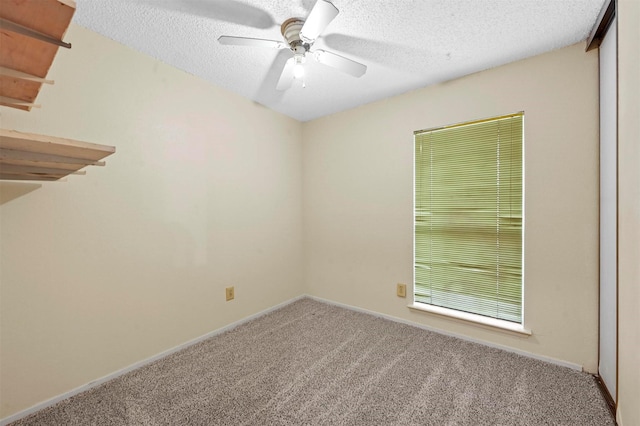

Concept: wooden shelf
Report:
left=0, top=129, right=115, bottom=181
left=0, top=0, right=76, bottom=111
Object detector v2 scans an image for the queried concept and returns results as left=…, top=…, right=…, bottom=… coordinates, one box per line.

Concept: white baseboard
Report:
left=616, top=404, right=623, bottom=426
left=306, top=295, right=584, bottom=372
left=0, top=295, right=306, bottom=426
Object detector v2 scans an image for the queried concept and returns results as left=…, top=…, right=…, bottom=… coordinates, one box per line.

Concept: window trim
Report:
left=412, top=112, right=526, bottom=329
left=408, top=301, right=532, bottom=336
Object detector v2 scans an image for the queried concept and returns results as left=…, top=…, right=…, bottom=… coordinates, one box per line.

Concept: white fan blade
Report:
left=276, top=58, right=295, bottom=91
left=300, top=0, right=339, bottom=43
left=313, top=50, right=367, bottom=78
left=218, top=36, right=286, bottom=49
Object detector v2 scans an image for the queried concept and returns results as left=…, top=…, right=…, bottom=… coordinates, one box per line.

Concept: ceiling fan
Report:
left=218, top=0, right=367, bottom=91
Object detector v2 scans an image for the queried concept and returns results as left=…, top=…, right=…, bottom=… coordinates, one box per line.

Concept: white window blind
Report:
left=414, top=113, right=523, bottom=323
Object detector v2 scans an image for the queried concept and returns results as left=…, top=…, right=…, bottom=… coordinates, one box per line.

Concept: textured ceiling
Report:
left=74, top=0, right=605, bottom=122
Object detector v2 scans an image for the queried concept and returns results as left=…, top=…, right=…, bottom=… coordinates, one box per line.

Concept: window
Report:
left=414, top=113, right=523, bottom=324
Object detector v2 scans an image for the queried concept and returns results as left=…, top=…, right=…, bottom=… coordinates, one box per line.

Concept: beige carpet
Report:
left=11, top=298, right=615, bottom=425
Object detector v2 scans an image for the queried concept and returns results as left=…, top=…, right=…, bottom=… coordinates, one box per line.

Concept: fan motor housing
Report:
left=281, top=18, right=308, bottom=51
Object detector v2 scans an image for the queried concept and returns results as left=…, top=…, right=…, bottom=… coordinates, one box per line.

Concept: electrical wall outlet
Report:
left=225, top=286, right=235, bottom=301
left=396, top=283, right=407, bottom=298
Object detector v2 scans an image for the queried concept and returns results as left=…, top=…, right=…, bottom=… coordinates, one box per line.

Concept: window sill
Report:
left=408, top=302, right=532, bottom=336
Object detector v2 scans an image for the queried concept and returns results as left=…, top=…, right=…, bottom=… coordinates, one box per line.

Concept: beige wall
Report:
left=0, top=24, right=303, bottom=417
left=616, top=1, right=640, bottom=425
left=303, top=43, right=600, bottom=371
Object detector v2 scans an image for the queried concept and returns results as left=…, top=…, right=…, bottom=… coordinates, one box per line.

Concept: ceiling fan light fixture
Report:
left=293, top=54, right=306, bottom=79
left=293, top=63, right=305, bottom=80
